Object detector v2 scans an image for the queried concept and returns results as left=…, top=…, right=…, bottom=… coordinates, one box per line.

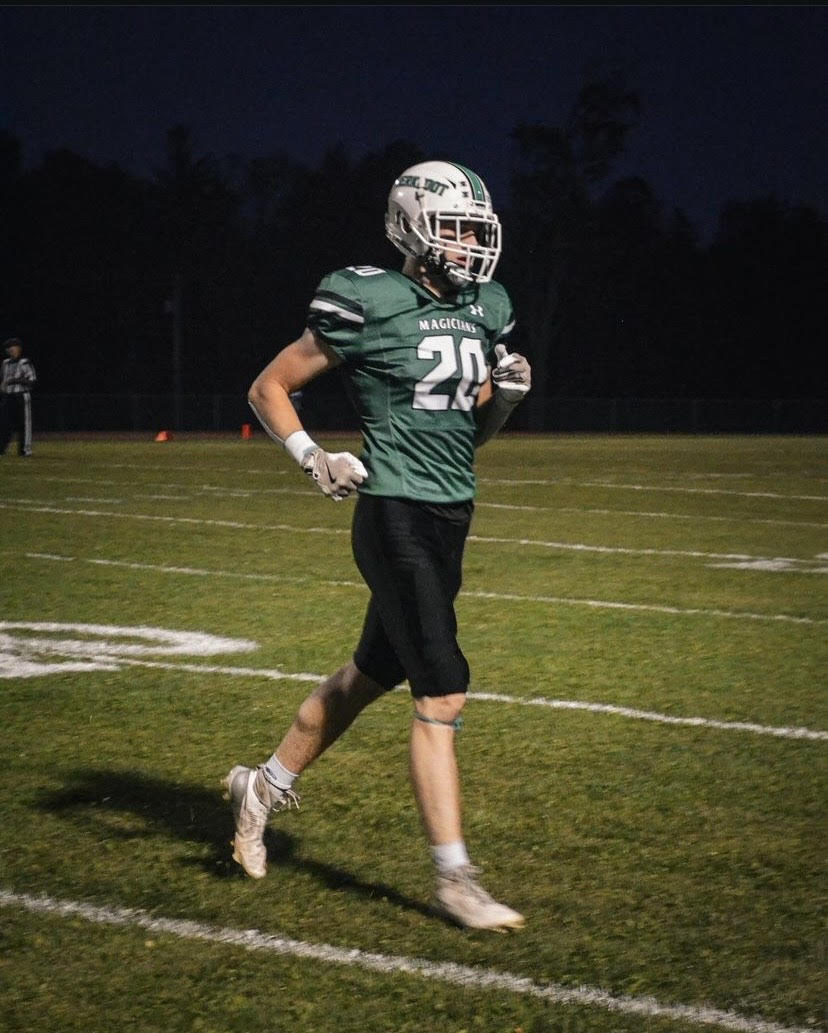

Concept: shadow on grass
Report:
left=38, top=768, right=434, bottom=920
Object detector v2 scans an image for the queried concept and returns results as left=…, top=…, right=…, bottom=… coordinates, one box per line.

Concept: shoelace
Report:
left=238, top=784, right=299, bottom=840
left=275, top=788, right=300, bottom=812
left=255, top=767, right=301, bottom=813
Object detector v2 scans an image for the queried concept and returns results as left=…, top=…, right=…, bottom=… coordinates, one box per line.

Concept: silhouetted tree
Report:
left=706, top=196, right=827, bottom=398
left=151, top=125, right=250, bottom=403
left=0, top=130, right=22, bottom=193
left=503, top=73, right=641, bottom=427
left=9, top=148, right=155, bottom=393
left=566, top=176, right=666, bottom=395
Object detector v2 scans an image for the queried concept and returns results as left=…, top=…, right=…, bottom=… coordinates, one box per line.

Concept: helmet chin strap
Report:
left=424, top=249, right=470, bottom=291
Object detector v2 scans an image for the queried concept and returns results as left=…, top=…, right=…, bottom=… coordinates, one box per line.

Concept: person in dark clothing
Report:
left=0, top=338, right=37, bottom=457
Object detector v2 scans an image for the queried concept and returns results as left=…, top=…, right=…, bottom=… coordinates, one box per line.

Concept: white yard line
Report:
left=463, top=588, right=824, bottom=624
left=468, top=692, right=828, bottom=742
left=479, top=503, right=827, bottom=530
left=81, top=487, right=828, bottom=529
left=0, top=501, right=350, bottom=536
left=57, top=463, right=828, bottom=501
left=5, top=588, right=824, bottom=739
left=0, top=889, right=815, bottom=1033
left=479, top=478, right=828, bottom=503
left=7, top=468, right=827, bottom=503
left=3, top=500, right=825, bottom=569
left=578, top=481, right=828, bottom=503
left=23, top=552, right=826, bottom=625
left=467, top=531, right=824, bottom=567
left=52, top=656, right=822, bottom=742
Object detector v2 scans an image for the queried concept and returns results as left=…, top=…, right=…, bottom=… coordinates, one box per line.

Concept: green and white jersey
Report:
left=307, top=266, right=515, bottom=503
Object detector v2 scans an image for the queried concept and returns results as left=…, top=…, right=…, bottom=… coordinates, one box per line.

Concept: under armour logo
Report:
left=469, top=303, right=484, bottom=317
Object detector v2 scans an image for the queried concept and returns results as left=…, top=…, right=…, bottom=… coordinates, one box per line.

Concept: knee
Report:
left=414, top=692, right=467, bottom=727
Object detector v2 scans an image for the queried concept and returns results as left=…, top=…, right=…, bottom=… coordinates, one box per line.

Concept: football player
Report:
left=225, top=161, right=531, bottom=930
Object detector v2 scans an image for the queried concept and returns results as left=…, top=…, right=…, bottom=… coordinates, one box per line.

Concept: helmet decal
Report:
left=447, top=163, right=487, bottom=203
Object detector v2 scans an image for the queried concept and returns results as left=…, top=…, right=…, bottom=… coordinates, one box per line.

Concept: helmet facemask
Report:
left=418, top=211, right=501, bottom=287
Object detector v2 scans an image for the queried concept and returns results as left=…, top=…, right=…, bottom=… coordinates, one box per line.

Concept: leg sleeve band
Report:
left=413, top=711, right=464, bottom=731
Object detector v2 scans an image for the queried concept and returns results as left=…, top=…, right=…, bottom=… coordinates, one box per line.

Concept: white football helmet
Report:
left=385, top=161, right=502, bottom=287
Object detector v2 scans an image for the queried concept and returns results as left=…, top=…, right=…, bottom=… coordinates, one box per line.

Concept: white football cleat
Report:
left=223, top=765, right=299, bottom=879
left=434, top=865, right=525, bottom=931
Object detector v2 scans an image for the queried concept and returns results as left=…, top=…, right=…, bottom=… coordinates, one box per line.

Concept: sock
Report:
left=431, top=841, right=471, bottom=874
left=259, top=754, right=298, bottom=802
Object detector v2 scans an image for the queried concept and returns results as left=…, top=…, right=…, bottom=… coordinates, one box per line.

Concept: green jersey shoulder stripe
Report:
left=309, top=288, right=364, bottom=326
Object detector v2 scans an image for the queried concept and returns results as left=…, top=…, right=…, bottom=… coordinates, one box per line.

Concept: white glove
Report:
left=492, top=344, right=531, bottom=403
left=301, top=447, right=367, bottom=501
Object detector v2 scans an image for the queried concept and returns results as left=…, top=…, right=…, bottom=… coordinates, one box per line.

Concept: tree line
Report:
left=1, top=78, right=825, bottom=432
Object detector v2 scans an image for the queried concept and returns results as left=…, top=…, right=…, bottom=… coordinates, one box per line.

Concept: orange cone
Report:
left=154, top=430, right=172, bottom=442
left=241, top=423, right=253, bottom=440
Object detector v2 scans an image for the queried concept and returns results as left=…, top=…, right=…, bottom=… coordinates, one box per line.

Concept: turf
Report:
left=0, top=433, right=825, bottom=1033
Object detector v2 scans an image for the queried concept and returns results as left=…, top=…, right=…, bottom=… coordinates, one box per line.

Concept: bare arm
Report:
left=249, top=328, right=366, bottom=500
left=248, top=327, right=341, bottom=446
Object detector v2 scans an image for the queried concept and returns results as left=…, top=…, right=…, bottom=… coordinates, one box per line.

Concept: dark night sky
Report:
left=2, top=5, right=826, bottom=242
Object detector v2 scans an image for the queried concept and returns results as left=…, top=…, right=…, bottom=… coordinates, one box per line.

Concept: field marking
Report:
left=468, top=693, right=828, bottom=742
left=64, top=495, right=124, bottom=503
left=480, top=478, right=828, bottom=503
left=17, top=482, right=828, bottom=527
left=126, top=658, right=827, bottom=741
left=479, top=502, right=828, bottom=529
left=0, top=501, right=351, bottom=536
left=0, top=621, right=320, bottom=683
left=467, top=531, right=827, bottom=569
left=2, top=615, right=824, bottom=740
left=0, top=622, right=260, bottom=678
left=122, top=661, right=826, bottom=742
left=2, top=500, right=825, bottom=570
left=23, top=553, right=827, bottom=625
left=710, top=559, right=828, bottom=573
left=464, top=588, right=824, bottom=625
left=43, top=654, right=828, bottom=743
left=0, top=889, right=815, bottom=1033
left=14, top=461, right=826, bottom=501
left=35, top=475, right=828, bottom=527
left=7, top=483, right=828, bottom=530
left=7, top=471, right=828, bottom=525
left=579, top=481, right=828, bottom=503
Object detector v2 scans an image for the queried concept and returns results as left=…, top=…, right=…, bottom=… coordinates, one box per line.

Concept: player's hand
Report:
left=492, top=344, right=531, bottom=403
left=301, top=448, right=367, bottom=501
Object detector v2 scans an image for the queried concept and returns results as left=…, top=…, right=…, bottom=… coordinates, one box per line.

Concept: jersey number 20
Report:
left=413, top=336, right=488, bottom=412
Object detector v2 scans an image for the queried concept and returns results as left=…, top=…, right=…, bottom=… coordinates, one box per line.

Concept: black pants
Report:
left=351, top=493, right=473, bottom=699
left=0, top=393, right=32, bottom=456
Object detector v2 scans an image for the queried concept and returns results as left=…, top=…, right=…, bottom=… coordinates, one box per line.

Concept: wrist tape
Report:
left=284, top=430, right=318, bottom=465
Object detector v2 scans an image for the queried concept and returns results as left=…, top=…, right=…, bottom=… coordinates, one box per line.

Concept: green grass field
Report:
left=0, top=433, right=825, bottom=1033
